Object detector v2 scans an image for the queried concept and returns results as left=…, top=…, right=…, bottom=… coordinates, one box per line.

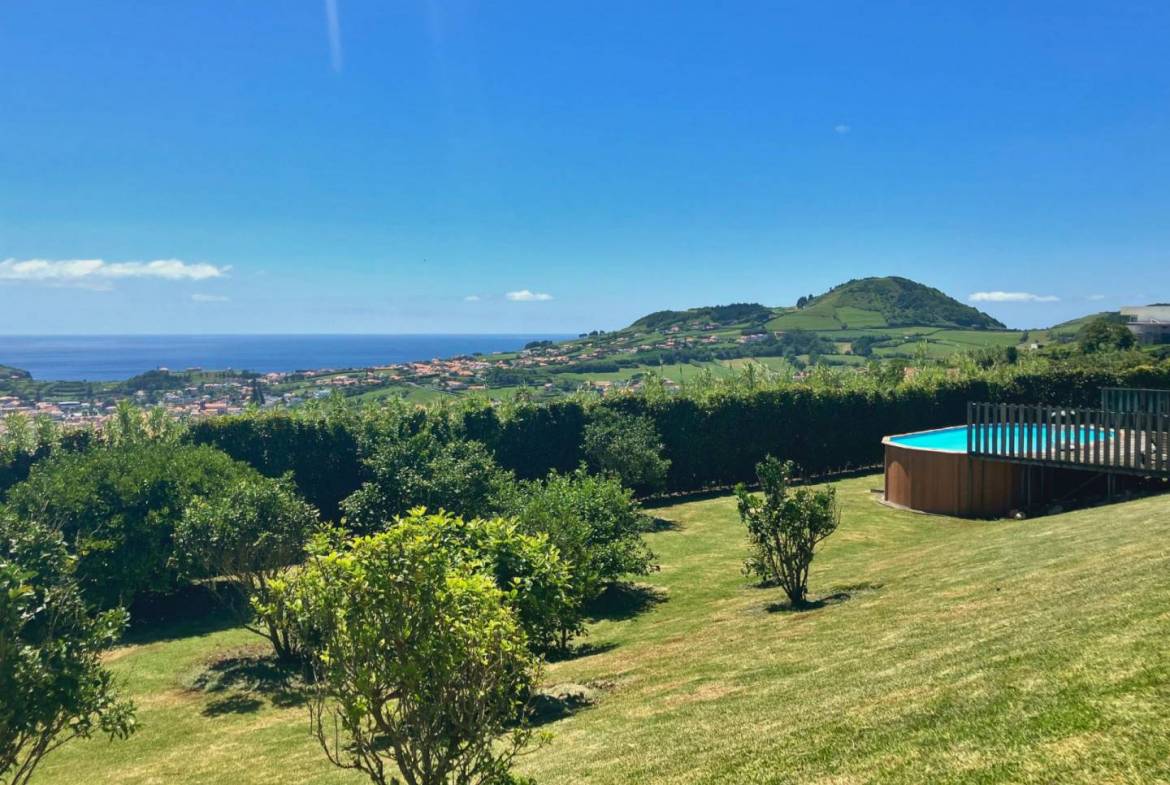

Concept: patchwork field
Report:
left=37, top=475, right=1170, bottom=785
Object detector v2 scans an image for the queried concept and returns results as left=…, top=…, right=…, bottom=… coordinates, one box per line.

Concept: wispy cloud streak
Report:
left=968, top=291, right=1059, bottom=303
left=506, top=290, right=553, bottom=302
left=325, top=0, right=343, bottom=72
left=0, top=258, right=229, bottom=287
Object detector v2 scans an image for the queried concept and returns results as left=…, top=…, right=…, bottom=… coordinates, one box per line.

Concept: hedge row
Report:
left=184, top=415, right=362, bottom=520
left=182, top=366, right=1170, bottom=514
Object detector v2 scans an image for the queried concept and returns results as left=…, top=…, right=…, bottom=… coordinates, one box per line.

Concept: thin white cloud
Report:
left=324, top=0, right=343, bottom=72
left=192, top=293, right=230, bottom=303
left=463, top=294, right=481, bottom=302
left=1086, top=294, right=1106, bottom=301
left=505, top=289, right=553, bottom=302
left=834, top=124, right=851, bottom=134
left=0, top=258, right=229, bottom=287
left=968, top=291, right=1059, bottom=303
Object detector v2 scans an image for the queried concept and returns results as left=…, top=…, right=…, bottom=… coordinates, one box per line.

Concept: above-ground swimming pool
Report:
left=882, top=424, right=1110, bottom=518
left=887, top=424, right=1107, bottom=454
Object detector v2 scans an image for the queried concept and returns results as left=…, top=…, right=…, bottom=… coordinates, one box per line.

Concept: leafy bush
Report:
left=3, top=443, right=257, bottom=607
left=341, top=432, right=513, bottom=533
left=0, top=514, right=136, bottom=785
left=496, top=467, right=655, bottom=644
left=1079, top=317, right=1137, bottom=353
left=174, top=474, right=321, bottom=660
left=274, top=521, right=540, bottom=785
left=735, top=457, right=840, bottom=606
left=410, top=510, right=577, bottom=654
left=583, top=409, right=671, bottom=494
left=0, top=414, right=94, bottom=502
left=102, top=400, right=184, bottom=447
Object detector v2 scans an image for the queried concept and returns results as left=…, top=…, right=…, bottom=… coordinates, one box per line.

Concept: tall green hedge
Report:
left=8, top=365, right=1166, bottom=517
left=469, top=366, right=1170, bottom=493
left=185, top=413, right=362, bottom=520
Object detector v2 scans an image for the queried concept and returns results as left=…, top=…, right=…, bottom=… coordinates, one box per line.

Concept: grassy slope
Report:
left=38, top=477, right=1170, bottom=785
left=766, top=278, right=1003, bottom=334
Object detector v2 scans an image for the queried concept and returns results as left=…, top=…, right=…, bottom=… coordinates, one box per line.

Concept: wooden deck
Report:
left=967, top=402, right=1170, bottom=478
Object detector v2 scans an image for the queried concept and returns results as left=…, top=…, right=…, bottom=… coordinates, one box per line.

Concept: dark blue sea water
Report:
left=0, top=335, right=573, bottom=381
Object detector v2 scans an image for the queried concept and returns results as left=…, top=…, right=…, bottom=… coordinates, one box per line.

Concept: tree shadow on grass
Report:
left=544, top=640, right=618, bottom=664
left=524, top=681, right=611, bottom=727
left=584, top=582, right=668, bottom=623
left=123, top=606, right=240, bottom=646
left=189, top=649, right=308, bottom=716
left=527, top=687, right=594, bottom=727
left=642, top=516, right=682, bottom=533
left=764, top=582, right=883, bottom=614
left=765, top=593, right=851, bottom=614
left=202, top=694, right=264, bottom=717
left=123, top=583, right=244, bottom=645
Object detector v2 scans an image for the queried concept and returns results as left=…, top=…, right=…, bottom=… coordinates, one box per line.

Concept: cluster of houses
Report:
left=0, top=316, right=961, bottom=421
left=0, top=390, right=254, bottom=426
left=0, top=396, right=95, bottom=421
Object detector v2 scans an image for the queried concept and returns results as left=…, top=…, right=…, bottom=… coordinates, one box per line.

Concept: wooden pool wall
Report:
left=883, top=438, right=1027, bottom=518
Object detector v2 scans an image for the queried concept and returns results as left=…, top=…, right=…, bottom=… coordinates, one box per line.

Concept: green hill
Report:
left=622, top=278, right=1003, bottom=336
left=0, top=364, right=31, bottom=381
left=630, top=303, right=773, bottom=332
left=1042, top=311, right=1124, bottom=340
left=769, top=276, right=1005, bottom=331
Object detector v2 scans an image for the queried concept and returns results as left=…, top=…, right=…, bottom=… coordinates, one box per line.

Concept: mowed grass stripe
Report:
left=37, top=476, right=1170, bottom=785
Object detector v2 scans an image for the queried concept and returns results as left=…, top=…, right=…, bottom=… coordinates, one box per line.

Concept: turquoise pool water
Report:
left=889, top=425, right=1106, bottom=453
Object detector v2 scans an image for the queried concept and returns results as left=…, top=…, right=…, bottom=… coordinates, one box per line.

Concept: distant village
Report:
left=0, top=329, right=727, bottom=425
left=7, top=303, right=1162, bottom=427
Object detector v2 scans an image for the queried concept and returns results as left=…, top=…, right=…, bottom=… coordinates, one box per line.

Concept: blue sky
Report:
left=1, top=1, right=1168, bottom=334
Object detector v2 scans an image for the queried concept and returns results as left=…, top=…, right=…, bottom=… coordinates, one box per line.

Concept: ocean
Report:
left=0, top=334, right=574, bottom=381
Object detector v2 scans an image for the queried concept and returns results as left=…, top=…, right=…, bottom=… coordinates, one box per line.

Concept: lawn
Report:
left=37, top=476, right=1170, bottom=784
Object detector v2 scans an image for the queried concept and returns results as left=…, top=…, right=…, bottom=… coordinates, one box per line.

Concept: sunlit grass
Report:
left=37, top=475, right=1170, bottom=784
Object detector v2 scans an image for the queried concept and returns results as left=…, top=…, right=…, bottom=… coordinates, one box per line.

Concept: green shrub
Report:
left=273, top=519, right=540, bottom=785
left=583, top=408, right=671, bottom=494
left=111, top=361, right=1170, bottom=515
left=341, top=432, right=513, bottom=533
left=736, top=457, right=840, bottom=605
left=414, top=510, right=577, bottom=655
left=1079, top=317, right=1137, bottom=353
left=496, top=467, right=655, bottom=645
left=174, top=474, right=321, bottom=660
left=3, top=443, right=257, bottom=607
left=0, top=515, right=136, bottom=785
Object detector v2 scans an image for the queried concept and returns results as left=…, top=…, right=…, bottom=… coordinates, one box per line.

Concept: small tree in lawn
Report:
left=1, top=515, right=136, bottom=785
left=175, top=474, right=320, bottom=661
left=735, top=457, right=839, bottom=606
left=277, top=521, right=541, bottom=785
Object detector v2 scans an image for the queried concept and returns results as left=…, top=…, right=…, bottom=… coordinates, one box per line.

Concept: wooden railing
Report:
left=966, top=402, right=1170, bottom=477
left=1101, top=387, right=1170, bottom=416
